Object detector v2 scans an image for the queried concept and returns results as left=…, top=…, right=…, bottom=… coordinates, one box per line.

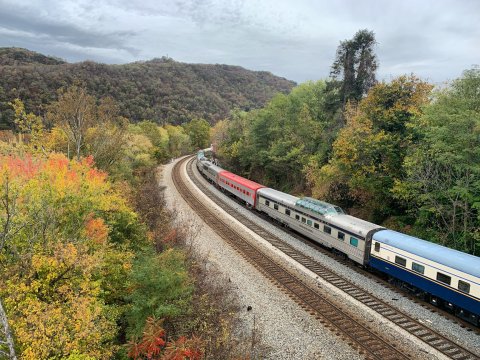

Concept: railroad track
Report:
left=174, top=156, right=407, bottom=360
left=183, top=157, right=480, bottom=360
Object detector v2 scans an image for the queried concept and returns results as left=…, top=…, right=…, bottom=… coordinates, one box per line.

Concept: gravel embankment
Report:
left=160, top=158, right=480, bottom=359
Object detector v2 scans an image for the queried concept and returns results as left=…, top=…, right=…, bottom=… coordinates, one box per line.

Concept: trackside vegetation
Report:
left=0, top=85, right=264, bottom=359
left=214, top=67, right=480, bottom=255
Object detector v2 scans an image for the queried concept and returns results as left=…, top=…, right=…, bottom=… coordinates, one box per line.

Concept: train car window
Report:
left=265, top=200, right=270, bottom=206
left=285, top=209, right=291, bottom=216
left=338, top=232, right=345, bottom=241
left=274, top=204, right=279, bottom=210
left=411, top=262, right=424, bottom=274
left=436, top=272, right=451, bottom=285
left=301, top=217, right=306, bottom=223
left=458, top=280, right=470, bottom=293
left=350, top=237, right=359, bottom=247
left=295, top=214, right=300, bottom=220
left=394, top=256, right=406, bottom=267
left=307, top=219, right=312, bottom=226
left=324, top=225, right=331, bottom=234
left=374, top=242, right=380, bottom=252
left=314, top=223, right=320, bottom=229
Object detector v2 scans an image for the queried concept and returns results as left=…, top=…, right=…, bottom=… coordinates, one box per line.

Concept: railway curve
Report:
left=182, top=156, right=480, bottom=360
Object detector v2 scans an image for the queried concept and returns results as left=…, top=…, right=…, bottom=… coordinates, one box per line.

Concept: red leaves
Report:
left=2, top=154, right=40, bottom=179
left=162, top=336, right=203, bottom=360
left=161, top=229, right=177, bottom=245
left=128, top=317, right=167, bottom=360
left=128, top=317, right=202, bottom=360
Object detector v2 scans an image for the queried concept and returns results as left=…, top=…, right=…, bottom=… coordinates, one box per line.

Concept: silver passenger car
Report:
left=199, top=161, right=224, bottom=184
left=326, top=214, right=382, bottom=264
left=256, top=190, right=381, bottom=265
left=256, top=187, right=299, bottom=224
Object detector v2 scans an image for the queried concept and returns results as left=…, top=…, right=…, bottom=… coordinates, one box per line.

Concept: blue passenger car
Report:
left=369, top=230, right=480, bottom=324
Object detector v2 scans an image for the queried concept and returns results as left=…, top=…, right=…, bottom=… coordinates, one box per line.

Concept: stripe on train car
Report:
left=369, top=256, right=480, bottom=315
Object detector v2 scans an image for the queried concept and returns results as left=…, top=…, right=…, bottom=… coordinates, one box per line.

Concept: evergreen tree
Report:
left=331, top=29, right=378, bottom=107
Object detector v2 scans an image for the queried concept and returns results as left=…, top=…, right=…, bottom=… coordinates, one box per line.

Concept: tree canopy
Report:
left=0, top=48, right=295, bottom=130
left=394, top=68, right=480, bottom=253
left=331, top=29, right=378, bottom=106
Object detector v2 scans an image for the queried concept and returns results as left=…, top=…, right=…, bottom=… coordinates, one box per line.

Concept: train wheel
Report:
left=429, top=295, right=439, bottom=307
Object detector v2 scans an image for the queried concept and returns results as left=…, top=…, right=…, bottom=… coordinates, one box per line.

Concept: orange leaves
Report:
left=162, top=336, right=203, bottom=360
left=128, top=317, right=166, bottom=359
left=0, top=153, right=106, bottom=192
left=85, top=214, right=109, bottom=245
left=161, top=229, right=178, bottom=246
left=1, top=154, right=40, bottom=179
left=128, top=317, right=203, bottom=360
left=0, top=152, right=139, bottom=358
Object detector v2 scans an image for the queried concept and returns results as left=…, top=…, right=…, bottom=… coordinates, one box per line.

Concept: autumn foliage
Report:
left=0, top=88, right=262, bottom=360
left=0, top=153, right=139, bottom=359
left=128, top=317, right=202, bottom=360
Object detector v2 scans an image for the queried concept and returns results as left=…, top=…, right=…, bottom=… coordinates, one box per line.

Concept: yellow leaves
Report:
left=359, top=75, right=433, bottom=130
left=3, top=241, right=117, bottom=360
left=10, top=98, right=44, bottom=144
left=229, top=140, right=240, bottom=158
left=0, top=152, right=141, bottom=358
left=332, top=105, right=375, bottom=170
left=43, top=126, right=69, bottom=153
left=308, top=163, right=342, bottom=200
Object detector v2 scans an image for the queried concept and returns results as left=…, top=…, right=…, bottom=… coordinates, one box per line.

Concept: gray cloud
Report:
left=0, top=12, right=137, bottom=52
left=0, top=0, right=478, bottom=83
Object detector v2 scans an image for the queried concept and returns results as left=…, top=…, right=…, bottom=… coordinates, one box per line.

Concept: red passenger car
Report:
left=218, top=171, right=265, bottom=207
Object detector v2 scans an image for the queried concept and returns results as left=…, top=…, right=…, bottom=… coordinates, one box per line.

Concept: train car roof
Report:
left=373, top=230, right=480, bottom=278
left=296, top=197, right=345, bottom=216
left=328, top=214, right=382, bottom=239
left=257, top=187, right=299, bottom=207
left=202, top=162, right=224, bottom=174
left=219, top=171, right=265, bottom=191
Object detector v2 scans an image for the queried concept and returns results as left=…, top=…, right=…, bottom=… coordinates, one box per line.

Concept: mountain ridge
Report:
left=0, top=47, right=296, bottom=129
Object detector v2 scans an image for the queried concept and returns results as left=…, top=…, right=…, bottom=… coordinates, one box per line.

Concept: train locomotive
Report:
left=195, top=151, right=480, bottom=326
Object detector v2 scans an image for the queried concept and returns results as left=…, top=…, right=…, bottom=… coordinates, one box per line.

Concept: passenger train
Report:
left=196, top=150, right=480, bottom=326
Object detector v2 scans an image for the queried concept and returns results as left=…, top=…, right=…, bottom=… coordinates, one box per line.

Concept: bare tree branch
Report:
left=0, top=297, right=17, bottom=360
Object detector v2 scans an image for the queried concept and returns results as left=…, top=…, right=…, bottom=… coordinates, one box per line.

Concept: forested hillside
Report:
left=0, top=47, right=295, bottom=129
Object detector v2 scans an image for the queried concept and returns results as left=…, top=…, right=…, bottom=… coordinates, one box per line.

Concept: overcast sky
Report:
left=0, top=0, right=478, bottom=83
